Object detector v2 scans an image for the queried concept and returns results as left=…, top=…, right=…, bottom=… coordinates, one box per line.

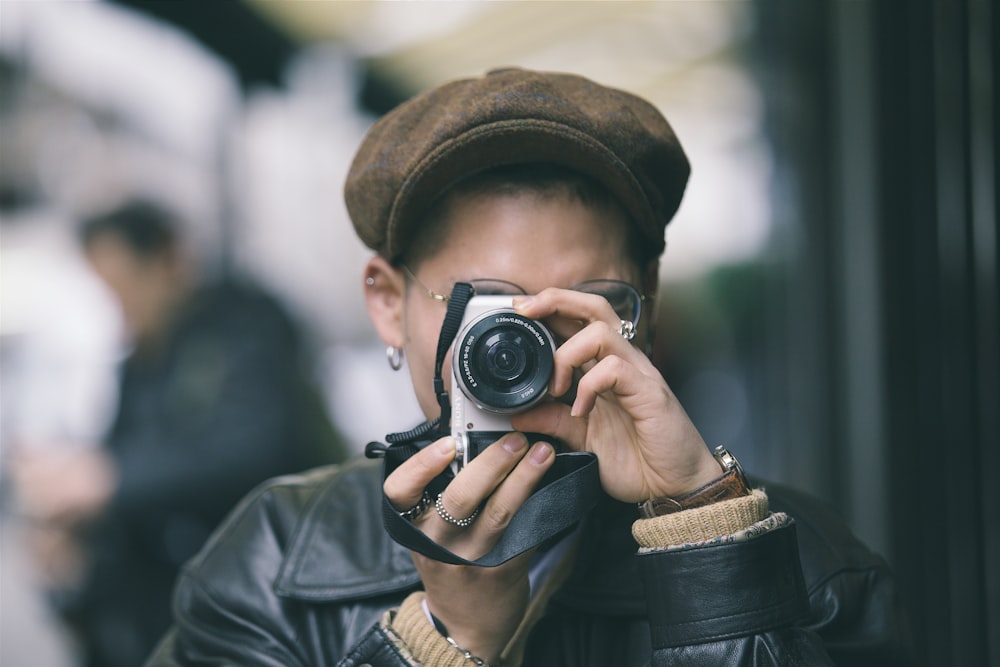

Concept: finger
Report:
left=384, top=437, right=455, bottom=511
left=474, top=441, right=555, bottom=537
left=570, top=354, right=661, bottom=418
left=435, top=432, right=530, bottom=525
left=551, top=321, right=647, bottom=396
left=511, top=401, right=588, bottom=450
left=513, top=288, right=620, bottom=340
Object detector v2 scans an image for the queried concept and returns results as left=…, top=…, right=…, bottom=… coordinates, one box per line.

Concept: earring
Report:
left=386, top=346, right=404, bottom=371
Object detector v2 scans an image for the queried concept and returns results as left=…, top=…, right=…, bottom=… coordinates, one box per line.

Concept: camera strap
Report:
left=366, top=282, right=603, bottom=566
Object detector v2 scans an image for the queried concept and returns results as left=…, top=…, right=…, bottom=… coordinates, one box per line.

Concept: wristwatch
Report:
left=638, top=445, right=751, bottom=518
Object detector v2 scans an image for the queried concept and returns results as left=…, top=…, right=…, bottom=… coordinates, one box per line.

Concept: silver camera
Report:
left=450, top=295, right=556, bottom=473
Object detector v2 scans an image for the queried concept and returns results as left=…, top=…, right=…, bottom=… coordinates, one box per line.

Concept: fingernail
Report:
left=438, top=438, right=455, bottom=456
left=530, top=442, right=552, bottom=465
left=503, top=433, right=527, bottom=454
left=512, top=296, right=534, bottom=311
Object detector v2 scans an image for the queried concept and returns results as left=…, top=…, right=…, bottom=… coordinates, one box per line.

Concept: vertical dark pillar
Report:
left=753, top=0, right=998, bottom=662
left=875, top=0, right=997, bottom=664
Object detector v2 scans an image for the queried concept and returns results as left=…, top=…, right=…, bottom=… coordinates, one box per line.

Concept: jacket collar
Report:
left=273, top=459, right=421, bottom=602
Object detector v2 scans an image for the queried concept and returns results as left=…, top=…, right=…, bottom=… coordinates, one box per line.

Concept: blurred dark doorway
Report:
left=751, top=0, right=998, bottom=665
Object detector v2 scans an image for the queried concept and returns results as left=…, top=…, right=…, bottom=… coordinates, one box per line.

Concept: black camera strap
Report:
left=431, top=282, right=474, bottom=431
left=366, top=282, right=603, bottom=566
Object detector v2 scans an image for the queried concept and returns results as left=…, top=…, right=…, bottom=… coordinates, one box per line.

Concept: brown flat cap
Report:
left=344, top=67, right=690, bottom=261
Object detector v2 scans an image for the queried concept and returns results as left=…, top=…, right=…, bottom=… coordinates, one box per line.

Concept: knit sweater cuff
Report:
left=389, top=591, right=480, bottom=667
left=631, top=488, right=769, bottom=548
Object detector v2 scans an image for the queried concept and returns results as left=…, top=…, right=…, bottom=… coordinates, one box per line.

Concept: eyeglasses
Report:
left=402, top=264, right=648, bottom=327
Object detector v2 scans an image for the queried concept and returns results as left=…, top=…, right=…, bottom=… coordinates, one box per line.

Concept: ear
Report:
left=641, top=259, right=660, bottom=356
left=363, top=255, right=407, bottom=348
left=642, top=258, right=660, bottom=298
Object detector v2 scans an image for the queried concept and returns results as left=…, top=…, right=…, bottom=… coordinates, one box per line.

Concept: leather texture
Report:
left=640, top=525, right=808, bottom=647
left=146, top=458, right=914, bottom=667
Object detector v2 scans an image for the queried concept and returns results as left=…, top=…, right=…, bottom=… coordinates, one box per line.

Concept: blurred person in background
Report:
left=10, top=199, right=348, bottom=667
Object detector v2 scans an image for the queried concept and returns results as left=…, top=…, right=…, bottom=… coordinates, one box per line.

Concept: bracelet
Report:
left=443, top=634, right=492, bottom=667
left=429, top=610, right=493, bottom=667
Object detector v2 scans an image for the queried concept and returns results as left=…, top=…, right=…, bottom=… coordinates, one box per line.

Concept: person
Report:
left=10, top=200, right=347, bottom=667
left=146, top=68, right=912, bottom=666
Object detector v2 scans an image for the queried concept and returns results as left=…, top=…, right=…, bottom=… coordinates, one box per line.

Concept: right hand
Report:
left=10, top=445, right=118, bottom=526
left=384, top=433, right=555, bottom=663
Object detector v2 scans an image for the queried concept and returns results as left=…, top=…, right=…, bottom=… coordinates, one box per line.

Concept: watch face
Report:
left=713, top=446, right=742, bottom=474
left=712, top=446, right=751, bottom=495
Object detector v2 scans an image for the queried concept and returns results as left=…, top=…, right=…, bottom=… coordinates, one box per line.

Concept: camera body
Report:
left=450, top=295, right=556, bottom=474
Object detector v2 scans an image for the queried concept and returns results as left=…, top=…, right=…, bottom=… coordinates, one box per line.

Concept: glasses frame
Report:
left=401, top=264, right=649, bottom=327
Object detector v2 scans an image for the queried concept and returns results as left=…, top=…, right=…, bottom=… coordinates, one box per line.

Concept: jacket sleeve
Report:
left=773, top=485, right=915, bottom=666
left=634, top=489, right=912, bottom=666
left=639, top=522, right=835, bottom=665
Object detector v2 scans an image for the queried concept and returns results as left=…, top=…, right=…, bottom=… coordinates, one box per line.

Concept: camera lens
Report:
left=454, top=308, right=555, bottom=413
left=485, top=337, right=528, bottom=384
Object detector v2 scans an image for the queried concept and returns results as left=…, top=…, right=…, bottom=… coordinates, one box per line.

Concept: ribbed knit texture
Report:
left=631, top=488, right=769, bottom=548
left=391, top=591, right=487, bottom=667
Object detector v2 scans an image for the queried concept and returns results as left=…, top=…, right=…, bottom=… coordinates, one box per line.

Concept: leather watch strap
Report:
left=638, top=446, right=751, bottom=518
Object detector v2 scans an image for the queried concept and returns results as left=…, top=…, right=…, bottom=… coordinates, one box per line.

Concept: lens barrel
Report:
left=453, top=308, right=554, bottom=413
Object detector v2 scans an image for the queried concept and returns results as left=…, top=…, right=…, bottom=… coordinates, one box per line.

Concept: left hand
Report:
left=512, top=288, right=721, bottom=503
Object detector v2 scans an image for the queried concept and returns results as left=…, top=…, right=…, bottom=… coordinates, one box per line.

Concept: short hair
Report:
left=401, top=163, right=648, bottom=269
left=78, top=200, right=179, bottom=260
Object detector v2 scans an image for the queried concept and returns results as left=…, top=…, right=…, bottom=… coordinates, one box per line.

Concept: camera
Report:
left=450, top=295, right=556, bottom=473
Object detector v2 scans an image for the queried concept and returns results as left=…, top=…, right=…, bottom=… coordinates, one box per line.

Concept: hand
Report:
left=384, top=433, right=555, bottom=663
left=511, top=289, right=721, bottom=503
left=9, top=445, right=118, bottom=526
left=22, top=523, right=89, bottom=592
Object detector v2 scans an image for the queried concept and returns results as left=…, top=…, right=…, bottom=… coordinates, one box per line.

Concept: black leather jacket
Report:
left=147, top=458, right=912, bottom=666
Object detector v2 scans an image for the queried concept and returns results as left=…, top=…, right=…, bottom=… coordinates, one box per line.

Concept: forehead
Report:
left=422, top=190, right=637, bottom=289
left=402, top=163, right=643, bottom=260
left=421, top=177, right=632, bottom=245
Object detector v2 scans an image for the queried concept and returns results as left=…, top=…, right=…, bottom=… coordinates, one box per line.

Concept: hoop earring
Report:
left=386, top=346, right=404, bottom=371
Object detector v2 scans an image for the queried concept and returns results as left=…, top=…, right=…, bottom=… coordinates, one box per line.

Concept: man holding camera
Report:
left=148, top=68, right=911, bottom=666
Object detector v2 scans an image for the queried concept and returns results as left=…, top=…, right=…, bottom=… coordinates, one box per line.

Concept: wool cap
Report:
left=344, top=67, right=690, bottom=261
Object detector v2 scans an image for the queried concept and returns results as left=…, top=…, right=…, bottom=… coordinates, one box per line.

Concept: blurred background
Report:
left=0, top=1, right=995, bottom=666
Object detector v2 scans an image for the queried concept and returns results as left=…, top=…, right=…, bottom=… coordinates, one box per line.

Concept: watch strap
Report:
left=638, top=446, right=751, bottom=519
left=638, top=469, right=749, bottom=518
